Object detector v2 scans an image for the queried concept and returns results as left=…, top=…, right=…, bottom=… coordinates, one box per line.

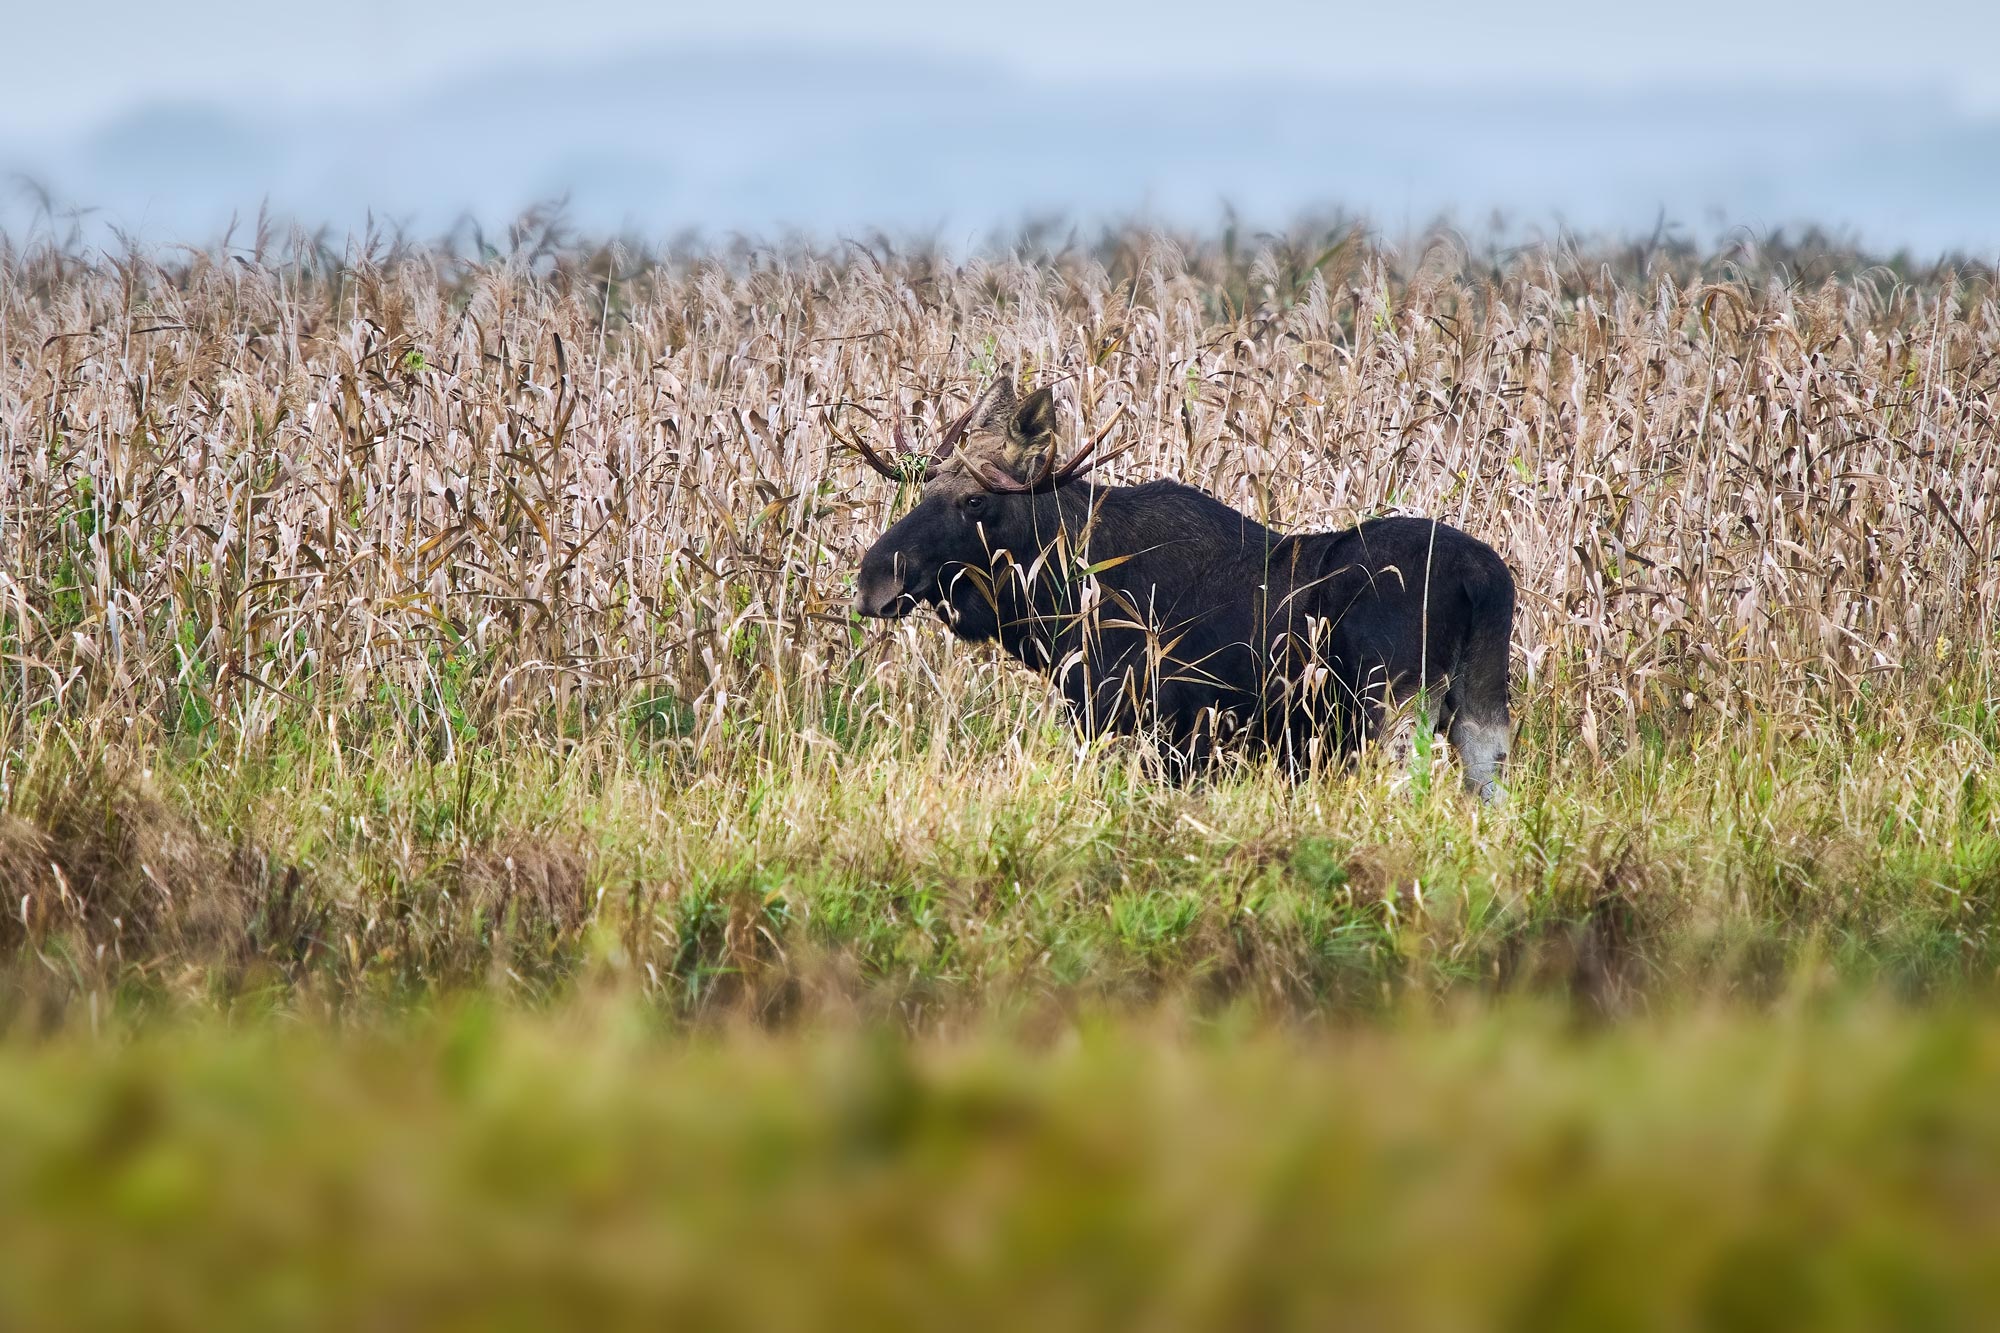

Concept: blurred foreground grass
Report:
left=5, top=1003, right=2000, bottom=1331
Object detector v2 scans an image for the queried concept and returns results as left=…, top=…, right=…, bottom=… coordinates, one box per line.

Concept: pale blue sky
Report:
left=10, top=0, right=1999, bottom=132
left=6, top=0, right=2000, bottom=253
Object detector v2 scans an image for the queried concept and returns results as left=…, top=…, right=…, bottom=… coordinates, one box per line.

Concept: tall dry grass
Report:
left=5, top=222, right=1996, bottom=753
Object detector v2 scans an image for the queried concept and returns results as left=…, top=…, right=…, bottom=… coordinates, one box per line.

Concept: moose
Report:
left=846, top=373, right=1516, bottom=798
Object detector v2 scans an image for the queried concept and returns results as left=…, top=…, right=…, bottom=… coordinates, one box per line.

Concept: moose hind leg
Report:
left=1447, top=706, right=1509, bottom=802
left=1443, top=654, right=1511, bottom=801
left=1445, top=565, right=1515, bottom=802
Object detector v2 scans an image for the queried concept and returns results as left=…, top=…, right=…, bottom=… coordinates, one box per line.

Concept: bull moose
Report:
left=846, top=373, right=1515, bottom=798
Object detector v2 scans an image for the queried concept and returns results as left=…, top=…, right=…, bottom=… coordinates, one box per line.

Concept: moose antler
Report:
left=965, top=404, right=1134, bottom=494
left=831, top=398, right=982, bottom=482
left=834, top=387, right=1133, bottom=493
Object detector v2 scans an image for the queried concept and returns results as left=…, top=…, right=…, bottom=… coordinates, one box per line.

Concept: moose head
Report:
left=847, top=372, right=1126, bottom=642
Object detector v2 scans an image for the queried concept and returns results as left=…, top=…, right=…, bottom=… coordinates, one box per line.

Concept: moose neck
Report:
left=983, top=479, right=1269, bottom=674
left=982, top=485, right=1096, bottom=671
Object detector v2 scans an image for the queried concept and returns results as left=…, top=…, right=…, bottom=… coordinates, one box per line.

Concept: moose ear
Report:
left=971, top=370, right=1018, bottom=428
left=1011, top=386, right=1057, bottom=445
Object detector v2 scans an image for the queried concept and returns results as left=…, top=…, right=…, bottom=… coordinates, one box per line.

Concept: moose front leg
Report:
left=1051, top=652, right=1149, bottom=747
left=1051, top=652, right=1227, bottom=779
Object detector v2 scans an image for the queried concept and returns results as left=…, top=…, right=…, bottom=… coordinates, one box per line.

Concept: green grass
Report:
left=12, top=630, right=1995, bottom=1329
left=5, top=670, right=1999, bottom=1028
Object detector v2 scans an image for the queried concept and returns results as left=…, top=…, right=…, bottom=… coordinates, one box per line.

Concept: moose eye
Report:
left=961, top=494, right=987, bottom=517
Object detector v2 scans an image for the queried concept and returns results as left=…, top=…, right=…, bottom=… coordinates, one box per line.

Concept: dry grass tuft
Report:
left=459, top=834, right=594, bottom=938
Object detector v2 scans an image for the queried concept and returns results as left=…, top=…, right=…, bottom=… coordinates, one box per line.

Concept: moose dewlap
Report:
left=851, top=374, right=1516, bottom=797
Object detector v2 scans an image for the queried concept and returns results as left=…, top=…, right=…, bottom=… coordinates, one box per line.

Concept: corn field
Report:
left=6, top=223, right=1997, bottom=764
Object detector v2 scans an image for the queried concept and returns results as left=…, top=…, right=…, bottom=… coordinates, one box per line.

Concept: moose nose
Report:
left=854, top=563, right=910, bottom=619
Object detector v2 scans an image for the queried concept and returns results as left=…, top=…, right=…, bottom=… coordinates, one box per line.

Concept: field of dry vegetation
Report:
left=6, top=214, right=1999, bottom=1018
left=3, top=208, right=2000, bottom=1320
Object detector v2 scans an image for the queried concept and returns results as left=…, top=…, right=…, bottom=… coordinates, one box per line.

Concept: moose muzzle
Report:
left=854, top=554, right=915, bottom=619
